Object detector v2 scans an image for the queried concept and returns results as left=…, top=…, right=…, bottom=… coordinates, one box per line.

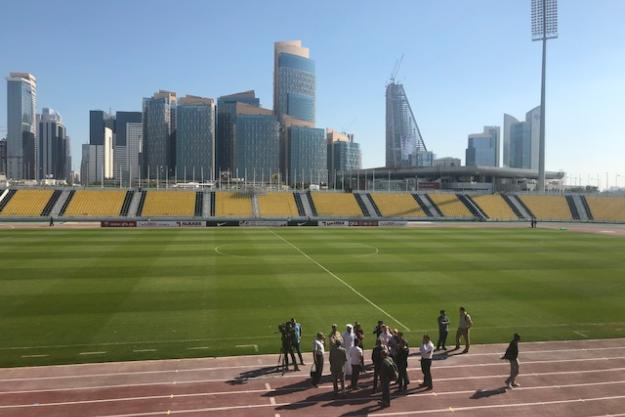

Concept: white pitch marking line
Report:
left=186, top=346, right=209, bottom=350
left=2, top=379, right=625, bottom=411
left=20, top=354, right=49, bottom=358
left=574, top=330, right=589, bottom=338
left=133, top=349, right=157, bottom=353
left=235, top=344, right=259, bottom=352
left=79, top=351, right=106, bottom=356
left=270, top=230, right=411, bottom=331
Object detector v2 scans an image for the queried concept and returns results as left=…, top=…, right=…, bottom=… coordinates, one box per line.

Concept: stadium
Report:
left=1, top=187, right=625, bottom=416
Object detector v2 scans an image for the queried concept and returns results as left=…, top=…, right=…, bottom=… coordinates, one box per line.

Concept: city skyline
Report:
left=1, top=1, right=625, bottom=187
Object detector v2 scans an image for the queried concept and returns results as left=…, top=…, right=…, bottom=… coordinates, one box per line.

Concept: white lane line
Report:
left=3, top=347, right=625, bottom=383
left=133, top=349, right=157, bottom=353
left=235, top=344, right=259, bottom=352
left=574, top=330, right=589, bottom=338
left=20, top=354, right=49, bottom=358
left=68, top=391, right=625, bottom=417
left=2, top=378, right=625, bottom=411
left=270, top=230, right=411, bottom=331
left=186, top=347, right=209, bottom=351
left=264, top=383, right=271, bottom=391
left=2, top=365, right=625, bottom=399
left=79, top=351, right=106, bottom=356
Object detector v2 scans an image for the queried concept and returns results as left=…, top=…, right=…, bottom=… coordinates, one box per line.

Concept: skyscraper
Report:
left=176, top=95, right=215, bottom=181
left=142, top=90, right=176, bottom=179
left=503, top=107, right=540, bottom=169
left=273, top=40, right=315, bottom=126
left=113, top=111, right=142, bottom=182
left=465, top=126, right=500, bottom=167
left=126, top=122, right=142, bottom=182
left=89, top=110, right=114, bottom=146
left=216, top=90, right=260, bottom=174
left=37, top=108, right=70, bottom=180
left=327, top=129, right=361, bottom=188
left=286, top=126, right=327, bottom=187
left=6, top=72, right=37, bottom=179
left=0, top=138, right=7, bottom=175
left=385, top=82, right=427, bottom=168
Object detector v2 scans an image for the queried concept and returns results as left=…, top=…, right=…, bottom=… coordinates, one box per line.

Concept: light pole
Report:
left=532, top=0, right=558, bottom=193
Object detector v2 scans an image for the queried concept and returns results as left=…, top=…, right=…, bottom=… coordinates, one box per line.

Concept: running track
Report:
left=1, top=338, right=624, bottom=417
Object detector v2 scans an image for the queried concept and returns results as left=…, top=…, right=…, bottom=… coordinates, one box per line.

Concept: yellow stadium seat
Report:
left=518, top=195, right=572, bottom=221
left=215, top=192, right=253, bottom=217
left=586, top=196, right=625, bottom=222
left=64, top=190, right=126, bottom=217
left=427, top=193, right=472, bottom=218
left=310, top=192, right=363, bottom=217
left=141, top=191, right=196, bottom=217
left=370, top=192, right=427, bottom=217
left=0, top=189, right=54, bottom=216
left=257, top=193, right=299, bottom=217
left=472, top=194, right=519, bottom=221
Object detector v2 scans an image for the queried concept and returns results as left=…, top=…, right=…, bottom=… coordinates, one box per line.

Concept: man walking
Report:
left=396, top=332, right=410, bottom=393
left=419, top=335, right=434, bottom=390
left=502, top=333, right=521, bottom=389
left=311, top=332, right=325, bottom=387
left=378, top=349, right=398, bottom=408
left=329, top=340, right=347, bottom=395
left=454, top=306, right=473, bottom=353
left=436, top=310, right=449, bottom=351
left=290, top=318, right=304, bottom=365
left=371, top=339, right=384, bottom=393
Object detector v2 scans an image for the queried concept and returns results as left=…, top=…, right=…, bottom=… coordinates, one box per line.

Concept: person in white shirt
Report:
left=348, top=343, right=364, bottom=390
left=378, top=325, right=392, bottom=347
left=342, top=324, right=355, bottom=376
left=419, top=335, right=435, bottom=390
left=311, top=332, right=325, bottom=387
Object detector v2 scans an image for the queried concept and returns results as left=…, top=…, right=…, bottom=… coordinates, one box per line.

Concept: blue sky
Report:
left=1, top=0, right=624, bottom=186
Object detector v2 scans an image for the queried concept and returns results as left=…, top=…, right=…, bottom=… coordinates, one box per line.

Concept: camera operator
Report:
left=279, top=321, right=300, bottom=372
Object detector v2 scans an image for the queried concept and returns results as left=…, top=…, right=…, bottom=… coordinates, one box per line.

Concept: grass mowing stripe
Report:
left=269, top=230, right=411, bottom=331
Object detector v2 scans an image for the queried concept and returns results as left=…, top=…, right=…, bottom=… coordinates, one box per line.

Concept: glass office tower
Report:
left=287, top=126, right=327, bottom=187
left=6, top=72, right=37, bottom=179
left=175, top=96, right=215, bottom=181
left=37, top=107, right=69, bottom=180
left=273, top=40, right=315, bottom=124
left=503, top=107, right=540, bottom=169
left=466, top=126, right=500, bottom=167
left=142, top=90, right=176, bottom=179
left=231, top=110, right=280, bottom=183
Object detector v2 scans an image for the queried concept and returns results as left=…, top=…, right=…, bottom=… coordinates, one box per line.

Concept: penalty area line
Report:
left=270, top=230, right=411, bottom=331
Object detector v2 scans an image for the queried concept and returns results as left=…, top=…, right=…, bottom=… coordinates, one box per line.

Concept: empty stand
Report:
left=518, top=195, right=573, bottom=221
left=257, top=192, right=300, bottom=218
left=0, top=190, right=17, bottom=212
left=471, top=194, right=519, bottom=221
left=585, top=196, right=625, bottom=222
left=0, top=189, right=54, bottom=217
left=370, top=192, right=428, bottom=218
left=63, top=190, right=126, bottom=217
left=310, top=192, right=364, bottom=217
left=215, top=192, right=253, bottom=217
left=427, top=193, right=473, bottom=218
left=140, top=191, right=196, bottom=217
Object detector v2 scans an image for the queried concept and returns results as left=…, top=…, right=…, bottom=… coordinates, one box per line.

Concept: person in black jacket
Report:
left=395, top=333, right=410, bottom=393
left=436, top=310, right=449, bottom=351
left=502, top=333, right=521, bottom=389
left=371, top=339, right=384, bottom=393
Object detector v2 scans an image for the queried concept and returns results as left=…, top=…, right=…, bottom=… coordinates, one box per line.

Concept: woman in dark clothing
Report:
left=502, top=333, right=521, bottom=389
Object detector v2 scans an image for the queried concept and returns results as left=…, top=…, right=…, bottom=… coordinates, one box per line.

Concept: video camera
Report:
left=278, top=321, right=295, bottom=349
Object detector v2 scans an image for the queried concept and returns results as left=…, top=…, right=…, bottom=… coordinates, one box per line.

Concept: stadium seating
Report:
left=586, top=196, right=625, bottom=222
left=518, top=195, right=572, bottom=221
left=472, top=194, right=519, bottom=221
left=141, top=191, right=196, bottom=217
left=257, top=192, right=299, bottom=218
left=63, top=190, right=126, bottom=217
left=0, top=189, right=54, bottom=216
left=427, top=193, right=473, bottom=218
left=310, top=192, right=364, bottom=217
left=215, top=192, right=253, bottom=217
left=370, top=192, right=428, bottom=218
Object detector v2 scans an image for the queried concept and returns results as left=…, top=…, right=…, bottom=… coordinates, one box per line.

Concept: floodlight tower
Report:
left=532, top=0, right=558, bottom=193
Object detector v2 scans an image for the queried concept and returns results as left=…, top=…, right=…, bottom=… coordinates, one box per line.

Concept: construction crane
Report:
left=389, top=53, right=404, bottom=83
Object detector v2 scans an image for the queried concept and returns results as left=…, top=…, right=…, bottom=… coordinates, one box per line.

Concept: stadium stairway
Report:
left=41, top=190, right=62, bottom=217
left=194, top=192, right=203, bottom=217
left=135, top=191, right=147, bottom=217
left=202, top=192, right=211, bottom=217
left=127, top=191, right=143, bottom=217
left=58, top=190, right=75, bottom=216
left=251, top=194, right=260, bottom=218
left=581, top=195, right=594, bottom=221
left=0, top=189, right=16, bottom=212
left=565, top=195, right=581, bottom=220
left=353, top=193, right=373, bottom=217
left=120, top=191, right=135, bottom=217
left=209, top=192, right=216, bottom=216
left=364, top=193, right=382, bottom=217
left=571, top=195, right=590, bottom=221
left=293, top=192, right=306, bottom=217
left=458, top=194, right=486, bottom=220
left=502, top=194, right=532, bottom=220
left=50, top=190, right=71, bottom=217
left=302, top=192, right=317, bottom=217
left=413, top=194, right=439, bottom=217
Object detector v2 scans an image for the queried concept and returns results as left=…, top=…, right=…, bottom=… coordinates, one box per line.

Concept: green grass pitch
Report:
left=1, top=227, right=624, bottom=368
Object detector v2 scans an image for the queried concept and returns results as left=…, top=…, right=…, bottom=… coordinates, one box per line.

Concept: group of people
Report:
left=283, top=307, right=521, bottom=409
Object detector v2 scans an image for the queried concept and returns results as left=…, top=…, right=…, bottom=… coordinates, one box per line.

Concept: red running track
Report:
left=0, top=338, right=624, bottom=417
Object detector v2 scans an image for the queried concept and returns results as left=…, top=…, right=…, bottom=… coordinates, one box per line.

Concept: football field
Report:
left=1, top=227, right=625, bottom=368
